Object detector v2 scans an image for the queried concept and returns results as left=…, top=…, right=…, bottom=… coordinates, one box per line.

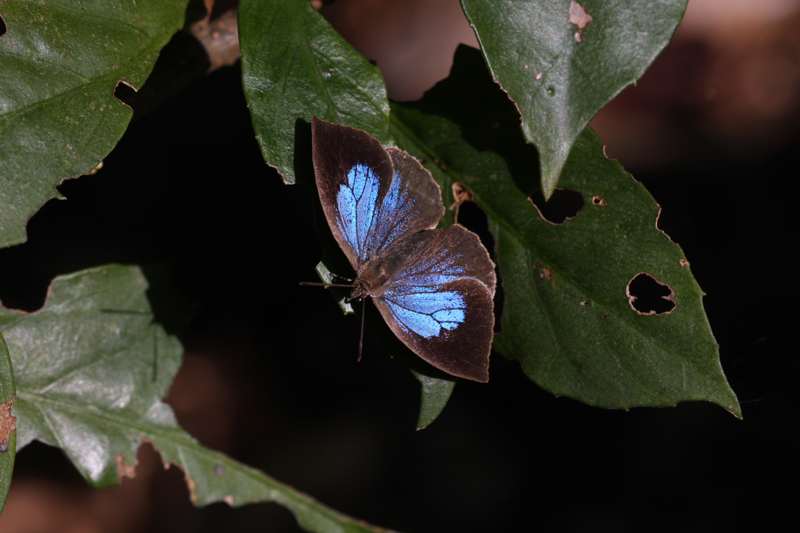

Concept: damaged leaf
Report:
left=460, top=0, right=688, bottom=197
left=390, top=46, right=739, bottom=415
left=0, top=333, right=15, bottom=516
left=0, top=265, right=394, bottom=533
left=0, top=0, right=187, bottom=247
left=0, top=0, right=186, bottom=246
left=239, top=0, right=392, bottom=184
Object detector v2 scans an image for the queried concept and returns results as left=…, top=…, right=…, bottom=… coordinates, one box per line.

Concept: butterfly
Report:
left=311, top=117, right=496, bottom=382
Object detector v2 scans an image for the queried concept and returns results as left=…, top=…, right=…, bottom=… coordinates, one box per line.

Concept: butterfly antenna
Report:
left=299, top=281, right=357, bottom=288
left=358, top=298, right=366, bottom=362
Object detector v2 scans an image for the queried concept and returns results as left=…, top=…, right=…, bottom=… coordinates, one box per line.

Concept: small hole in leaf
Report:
left=591, top=195, right=606, bottom=206
left=529, top=188, right=584, bottom=225
left=0, top=14, right=7, bottom=37
left=113, top=80, right=138, bottom=110
left=626, top=272, right=676, bottom=316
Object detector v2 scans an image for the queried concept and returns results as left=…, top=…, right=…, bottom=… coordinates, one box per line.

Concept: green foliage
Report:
left=0, top=0, right=739, bottom=529
left=0, top=0, right=187, bottom=247
left=0, top=333, right=14, bottom=515
left=0, top=266, right=390, bottom=532
left=461, top=0, right=687, bottom=197
left=391, top=46, right=739, bottom=415
left=239, top=0, right=392, bottom=184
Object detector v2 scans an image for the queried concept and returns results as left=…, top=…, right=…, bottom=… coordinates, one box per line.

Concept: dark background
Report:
left=2, top=0, right=799, bottom=531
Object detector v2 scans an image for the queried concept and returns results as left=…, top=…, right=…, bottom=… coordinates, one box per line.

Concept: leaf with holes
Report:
left=460, top=0, right=688, bottom=198
left=0, top=265, right=396, bottom=532
left=239, top=0, right=392, bottom=184
left=0, top=0, right=187, bottom=247
left=0, top=332, right=15, bottom=516
left=390, top=45, right=739, bottom=415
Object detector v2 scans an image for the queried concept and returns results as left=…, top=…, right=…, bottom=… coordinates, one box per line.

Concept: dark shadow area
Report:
left=528, top=187, right=585, bottom=225
left=402, top=45, right=541, bottom=196
left=626, top=272, right=676, bottom=315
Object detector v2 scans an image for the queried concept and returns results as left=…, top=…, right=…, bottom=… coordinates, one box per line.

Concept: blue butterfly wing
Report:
left=312, top=117, right=496, bottom=382
left=312, top=117, right=443, bottom=270
left=371, top=225, right=496, bottom=382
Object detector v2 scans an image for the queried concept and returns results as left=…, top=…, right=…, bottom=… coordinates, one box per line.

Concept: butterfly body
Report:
left=312, top=117, right=496, bottom=382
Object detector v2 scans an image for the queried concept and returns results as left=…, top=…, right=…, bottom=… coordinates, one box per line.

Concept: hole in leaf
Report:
left=0, top=14, right=6, bottom=37
left=591, top=195, right=606, bottom=206
left=454, top=196, right=504, bottom=334
left=626, top=273, right=676, bottom=316
left=114, top=80, right=138, bottom=110
left=528, top=188, right=584, bottom=225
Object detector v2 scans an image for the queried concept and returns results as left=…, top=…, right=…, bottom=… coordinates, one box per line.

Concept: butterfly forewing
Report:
left=312, top=117, right=443, bottom=269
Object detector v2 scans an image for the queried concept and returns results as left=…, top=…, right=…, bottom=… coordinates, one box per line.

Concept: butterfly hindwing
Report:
left=371, top=225, right=496, bottom=382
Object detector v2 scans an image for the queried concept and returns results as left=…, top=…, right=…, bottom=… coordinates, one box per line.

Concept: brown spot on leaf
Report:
left=680, top=258, right=690, bottom=267
left=113, top=80, right=138, bottom=110
left=536, top=72, right=543, bottom=80
left=529, top=188, right=585, bottom=225
left=224, top=495, right=235, bottom=506
left=185, top=473, right=198, bottom=503
left=533, top=261, right=558, bottom=288
left=0, top=399, right=15, bottom=451
left=569, top=1, right=593, bottom=43
left=116, top=453, right=137, bottom=480
left=626, top=272, right=676, bottom=315
left=592, top=195, right=607, bottom=206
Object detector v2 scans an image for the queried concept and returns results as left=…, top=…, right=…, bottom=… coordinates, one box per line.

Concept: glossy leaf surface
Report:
left=0, top=265, right=396, bottom=533
left=460, top=0, right=687, bottom=197
left=239, top=0, right=392, bottom=184
left=0, top=0, right=187, bottom=247
left=390, top=46, right=739, bottom=415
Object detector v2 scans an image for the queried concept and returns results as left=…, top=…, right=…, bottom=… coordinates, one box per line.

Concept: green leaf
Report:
left=239, top=0, right=392, bottom=184
left=390, top=45, right=740, bottom=415
left=0, top=332, right=15, bottom=516
left=0, top=0, right=187, bottom=247
left=0, top=265, right=396, bottom=533
left=412, top=371, right=455, bottom=430
left=460, top=0, right=688, bottom=197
